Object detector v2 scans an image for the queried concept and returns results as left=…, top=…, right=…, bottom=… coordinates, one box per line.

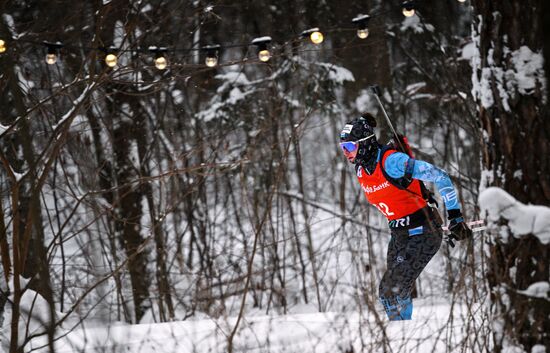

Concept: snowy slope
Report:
left=23, top=298, right=488, bottom=353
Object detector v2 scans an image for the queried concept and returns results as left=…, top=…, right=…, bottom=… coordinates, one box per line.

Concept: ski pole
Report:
left=368, top=85, right=406, bottom=152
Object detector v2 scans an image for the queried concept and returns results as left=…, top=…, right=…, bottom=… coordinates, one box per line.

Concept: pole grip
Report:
left=368, top=84, right=381, bottom=96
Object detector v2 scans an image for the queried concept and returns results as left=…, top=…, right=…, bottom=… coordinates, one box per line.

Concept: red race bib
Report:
left=357, top=151, right=426, bottom=220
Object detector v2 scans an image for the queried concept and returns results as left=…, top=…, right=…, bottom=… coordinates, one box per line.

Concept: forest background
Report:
left=0, top=0, right=549, bottom=352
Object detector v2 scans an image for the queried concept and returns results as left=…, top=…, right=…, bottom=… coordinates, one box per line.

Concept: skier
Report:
left=339, top=113, right=472, bottom=321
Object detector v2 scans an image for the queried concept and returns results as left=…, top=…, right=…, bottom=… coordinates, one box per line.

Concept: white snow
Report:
left=470, top=20, right=546, bottom=110
left=171, top=89, right=184, bottom=104
left=531, top=345, right=547, bottom=353
left=400, top=16, right=434, bottom=33
left=251, top=36, right=272, bottom=44
left=5, top=298, right=489, bottom=353
left=4, top=168, right=25, bottom=181
left=1, top=277, right=59, bottom=350
left=478, top=67, right=494, bottom=108
left=68, top=114, right=87, bottom=132
left=510, top=46, right=545, bottom=95
left=352, top=14, right=370, bottom=22
left=355, top=89, right=379, bottom=115
left=479, top=187, right=550, bottom=244
left=113, top=20, right=125, bottom=48
left=215, top=71, right=251, bottom=91
left=460, top=41, right=476, bottom=61
left=405, top=82, right=427, bottom=95
left=316, top=62, right=355, bottom=83
left=516, top=281, right=550, bottom=300
left=409, top=93, right=435, bottom=101
left=2, top=14, right=17, bottom=37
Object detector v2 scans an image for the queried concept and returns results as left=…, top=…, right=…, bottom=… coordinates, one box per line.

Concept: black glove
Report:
left=446, top=209, right=473, bottom=247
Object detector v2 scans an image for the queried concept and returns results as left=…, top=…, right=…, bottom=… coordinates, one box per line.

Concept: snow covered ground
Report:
left=21, top=297, right=488, bottom=353
left=6, top=188, right=548, bottom=353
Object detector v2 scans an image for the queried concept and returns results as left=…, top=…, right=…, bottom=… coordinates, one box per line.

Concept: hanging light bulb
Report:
left=105, top=53, right=117, bottom=67
left=148, top=46, right=168, bottom=70
left=402, top=8, right=415, bottom=17
left=310, top=31, right=324, bottom=44
left=203, top=44, right=220, bottom=67
left=301, top=28, right=324, bottom=45
left=205, top=56, right=218, bottom=67
left=46, top=53, right=57, bottom=65
left=258, top=49, right=271, bottom=62
left=0, top=39, right=6, bottom=54
left=154, top=48, right=168, bottom=70
left=251, top=36, right=272, bottom=63
left=155, top=55, right=167, bottom=70
left=357, top=28, right=369, bottom=39
left=457, top=0, right=466, bottom=2
left=102, top=47, right=119, bottom=68
left=44, top=42, right=63, bottom=65
left=402, top=1, right=416, bottom=17
left=352, top=14, right=371, bottom=39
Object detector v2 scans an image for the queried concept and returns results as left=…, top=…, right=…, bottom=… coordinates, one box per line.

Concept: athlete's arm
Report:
left=383, top=152, right=459, bottom=211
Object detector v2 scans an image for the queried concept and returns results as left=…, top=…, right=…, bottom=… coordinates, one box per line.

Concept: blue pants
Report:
left=379, top=222, right=442, bottom=320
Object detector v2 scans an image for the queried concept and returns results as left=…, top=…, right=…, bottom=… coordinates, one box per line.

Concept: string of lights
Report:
left=0, top=0, right=466, bottom=70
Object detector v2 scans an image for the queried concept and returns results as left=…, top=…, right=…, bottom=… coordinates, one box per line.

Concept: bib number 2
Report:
left=375, top=202, right=395, bottom=217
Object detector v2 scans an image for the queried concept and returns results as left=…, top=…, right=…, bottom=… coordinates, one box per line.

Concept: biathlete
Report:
left=339, top=113, right=472, bottom=320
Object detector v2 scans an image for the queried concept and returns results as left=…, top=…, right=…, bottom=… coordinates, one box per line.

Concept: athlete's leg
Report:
left=379, top=226, right=442, bottom=320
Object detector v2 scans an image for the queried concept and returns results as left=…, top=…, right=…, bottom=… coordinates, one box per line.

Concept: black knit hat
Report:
left=340, top=112, right=377, bottom=142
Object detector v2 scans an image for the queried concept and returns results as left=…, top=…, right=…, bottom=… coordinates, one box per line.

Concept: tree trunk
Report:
left=108, top=87, right=151, bottom=323
left=472, top=0, right=550, bottom=350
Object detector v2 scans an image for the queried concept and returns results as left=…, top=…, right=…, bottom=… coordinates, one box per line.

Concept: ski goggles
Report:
left=339, top=134, right=375, bottom=153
